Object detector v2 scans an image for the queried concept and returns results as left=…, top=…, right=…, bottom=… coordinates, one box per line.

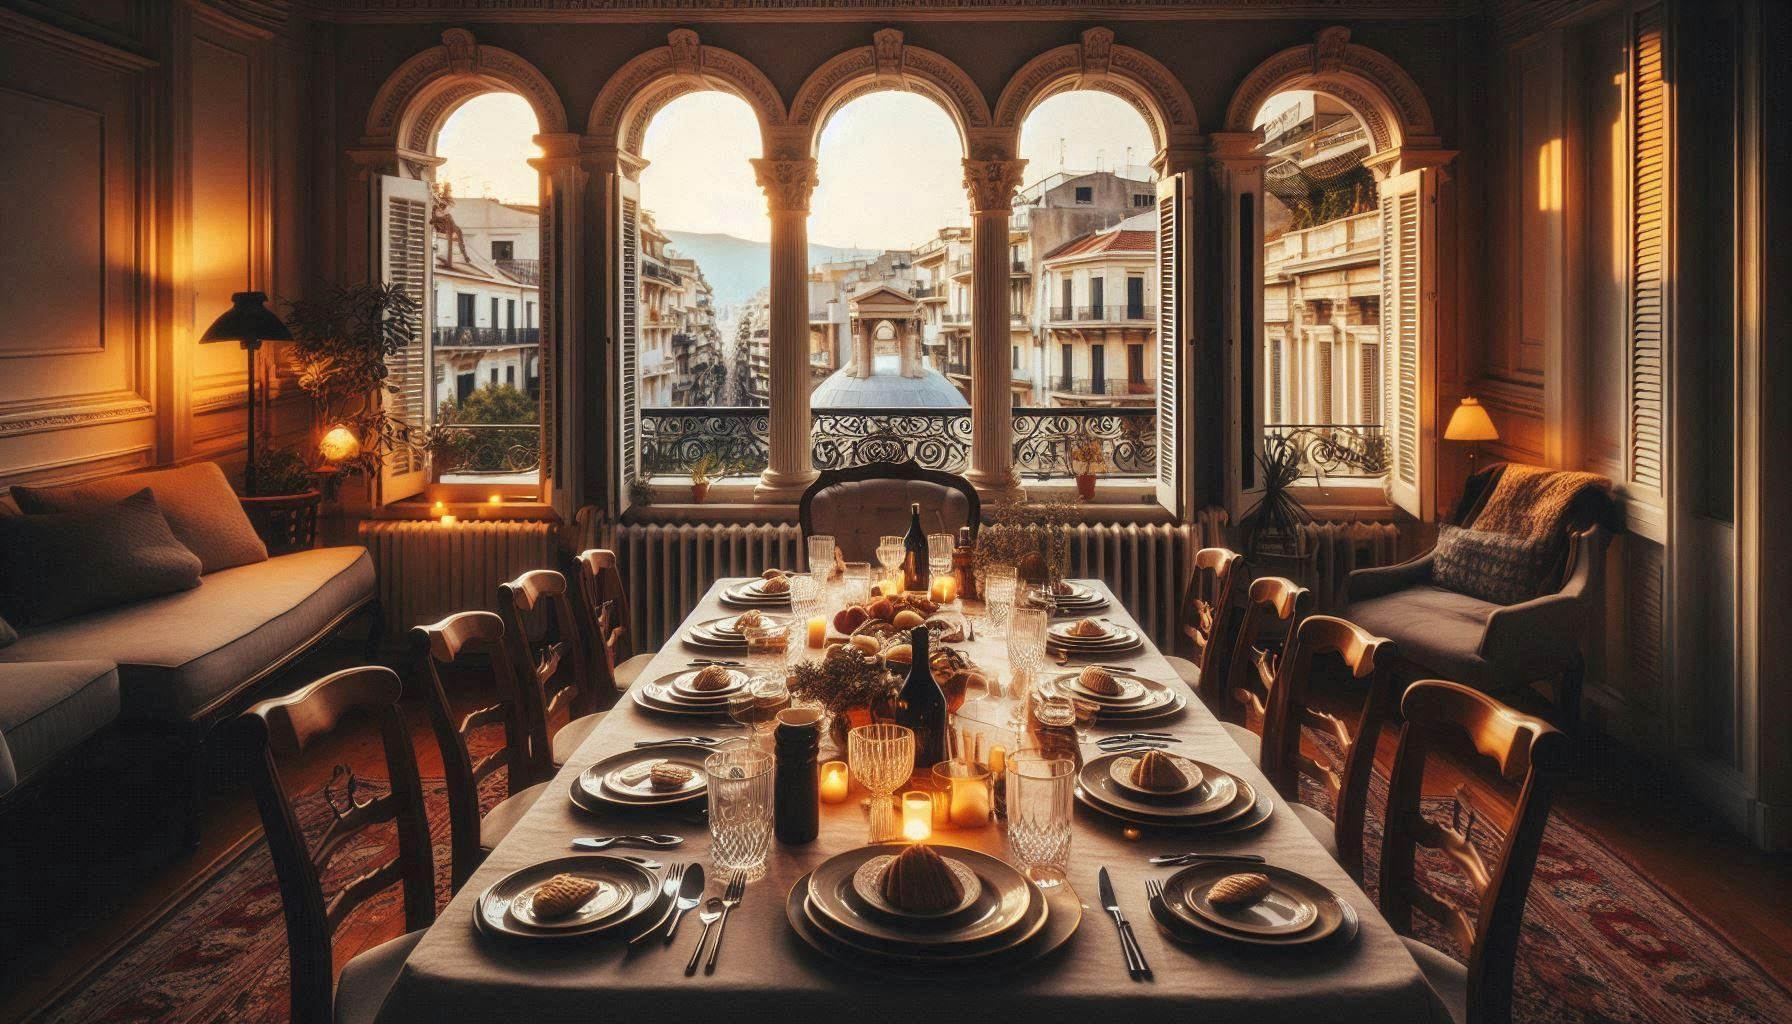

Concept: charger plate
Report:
left=1076, top=777, right=1273, bottom=835
left=1079, top=753, right=1240, bottom=818
left=1156, top=862, right=1347, bottom=947
left=570, top=743, right=712, bottom=812
left=807, top=844, right=1032, bottom=947
left=473, top=855, right=660, bottom=940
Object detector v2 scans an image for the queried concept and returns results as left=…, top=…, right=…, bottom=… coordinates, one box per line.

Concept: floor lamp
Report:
left=201, top=291, right=292, bottom=496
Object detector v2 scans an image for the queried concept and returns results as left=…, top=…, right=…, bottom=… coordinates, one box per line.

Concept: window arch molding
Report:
left=1223, top=26, right=1438, bottom=155
left=788, top=28, right=988, bottom=159
left=363, top=28, right=569, bottom=157
left=993, top=27, right=1201, bottom=164
left=587, top=28, right=787, bottom=159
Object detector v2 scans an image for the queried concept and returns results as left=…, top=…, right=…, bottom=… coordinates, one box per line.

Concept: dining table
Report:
left=374, top=578, right=1448, bottom=1023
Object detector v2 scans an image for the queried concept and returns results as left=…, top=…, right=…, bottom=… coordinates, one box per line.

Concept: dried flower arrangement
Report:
left=974, top=497, right=1082, bottom=584
left=788, top=645, right=899, bottom=719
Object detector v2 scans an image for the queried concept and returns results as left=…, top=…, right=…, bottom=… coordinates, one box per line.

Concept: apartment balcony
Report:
left=1011, top=258, right=1029, bottom=275
left=433, top=326, right=542, bottom=349
left=1048, top=377, right=1157, bottom=401
left=941, top=312, right=972, bottom=326
left=1046, top=305, right=1154, bottom=325
left=436, top=421, right=541, bottom=481
left=1264, top=210, right=1381, bottom=277
left=642, top=259, right=682, bottom=284
left=1263, top=422, right=1388, bottom=480
left=912, top=284, right=941, bottom=300
left=494, top=258, right=540, bottom=286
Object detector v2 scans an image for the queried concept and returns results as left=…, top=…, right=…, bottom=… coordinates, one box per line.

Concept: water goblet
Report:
left=927, top=533, right=954, bottom=578
left=848, top=723, right=915, bottom=844
left=1005, top=749, right=1074, bottom=888
left=807, top=534, right=837, bottom=576
left=983, top=570, right=1019, bottom=638
left=842, top=562, right=872, bottom=605
left=706, top=746, right=775, bottom=881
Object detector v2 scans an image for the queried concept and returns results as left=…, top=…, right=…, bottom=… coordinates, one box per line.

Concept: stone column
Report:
left=962, top=157, right=1028, bottom=498
left=751, top=157, right=820, bottom=502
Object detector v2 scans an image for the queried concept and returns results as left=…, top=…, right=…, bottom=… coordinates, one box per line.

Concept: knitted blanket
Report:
left=1471, top=463, right=1611, bottom=539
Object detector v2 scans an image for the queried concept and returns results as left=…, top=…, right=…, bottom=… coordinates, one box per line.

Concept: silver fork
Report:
left=1145, top=877, right=1166, bottom=909
left=703, top=869, right=747, bottom=974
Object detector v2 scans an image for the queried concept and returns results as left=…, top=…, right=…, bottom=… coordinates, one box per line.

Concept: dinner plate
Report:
left=670, top=667, right=749, bottom=700
left=571, top=743, right=713, bottom=811
left=632, top=675, right=739, bottom=718
left=788, top=871, right=1078, bottom=975
left=1107, top=751, right=1204, bottom=797
left=807, top=844, right=1032, bottom=947
left=1048, top=620, right=1133, bottom=644
left=721, top=578, right=795, bottom=606
left=1076, top=778, right=1274, bottom=835
left=1160, top=862, right=1344, bottom=945
left=851, top=854, right=983, bottom=920
left=474, top=855, right=660, bottom=940
left=1080, top=752, right=1238, bottom=816
left=1150, top=875, right=1359, bottom=952
left=507, top=875, right=634, bottom=931
left=1062, top=671, right=1148, bottom=704
left=1044, top=675, right=1184, bottom=721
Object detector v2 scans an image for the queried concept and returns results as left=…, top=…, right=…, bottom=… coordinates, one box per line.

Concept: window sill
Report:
left=370, top=499, right=560, bottom=521
left=629, top=475, right=1174, bottom=525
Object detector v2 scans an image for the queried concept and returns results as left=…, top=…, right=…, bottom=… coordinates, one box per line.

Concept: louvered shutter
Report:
left=1269, top=337, right=1284, bottom=422
left=614, top=174, right=642, bottom=516
left=1360, top=343, right=1381, bottom=424
left=1318, top=340, right=1335, bottom=423
left=1628, top=3, right=1667, bottom=497
left=1155, top=172, right=1185, bottom=515
left=377, top=174, right=432, bottom=504
left=1225, top=174, right=1266, bottom=519
left=1379, top=167, right=1435, bottom=519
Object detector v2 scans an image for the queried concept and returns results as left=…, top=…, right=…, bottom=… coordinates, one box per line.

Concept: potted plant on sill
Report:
left=1238, top=440, right=1314, bottom=573
left=1068, top=433, right=1108, bottom=501
left=688, top=452, right=726, bottom=504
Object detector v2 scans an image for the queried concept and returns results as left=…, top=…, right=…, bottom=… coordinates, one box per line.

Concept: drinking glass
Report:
left=1005, top=749, right=1074, bottom=888
left=728, top=676, right=790, bottom=751
left=706, top=746, right=775, bottom=881
left=848, top=723, right=915, bottom=844
left=1028, top=695, right=1086, bottom=766
left=842, top=562, right=872, bottom=605
left=1006, top=606, right=1048, bottom=701
left=807, top=534, right=837, bottom=576
left=983, top=569, right=1018, bottom=638
left=742, top=623, right=791, bottom=678
left=927, top=533, right=954, bottom=578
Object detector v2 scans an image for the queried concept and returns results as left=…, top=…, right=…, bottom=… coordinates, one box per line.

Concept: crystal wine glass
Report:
left=1006, top=606, right=1049, bottom=708
left=982, top=563, right=1019, bottom=638
left=848, top=723, right=915, bottom=844
left=927, top=533, right=954, bottom=578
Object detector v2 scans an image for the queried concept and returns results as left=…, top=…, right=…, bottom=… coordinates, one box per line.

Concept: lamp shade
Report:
left=1444, top=396, right=1500, bottom=442
left=200, top=291, right=290, bottom=349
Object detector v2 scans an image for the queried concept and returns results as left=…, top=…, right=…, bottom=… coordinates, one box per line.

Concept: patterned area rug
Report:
left=34, top=763, right=1792, bottom=1023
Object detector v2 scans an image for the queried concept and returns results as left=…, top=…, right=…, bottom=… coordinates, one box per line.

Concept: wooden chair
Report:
left=413, top=611, right=552, bottom=894
left=1219, top=575, right=1313, bottom=745
left=232, top=666, right=433, bottom=1024
left=498, top=568, right=606, bottom=768
left=573, top=548, right=656, bottom=699
left=1252, top=614, right=1398, bottom=881
left=1163, top=546, right=1243, bottom=709
left=1379, top=680, right=1571, bottom=1024
left=797, top=459, right=979, bottom=564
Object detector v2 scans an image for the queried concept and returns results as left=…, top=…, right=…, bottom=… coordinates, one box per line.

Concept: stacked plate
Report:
left=683, top=613, right=793, bottom=652
left=720, top=575, right=794, bottom=608
left=1045, top=618, right=1144, bottom=657
left=631, top=667, right=750, bottom=718
left=1048, top=579, right=1109, bottom=616
left=569, top=742, right=713, bottom=813
left=786, top=844, right=1081, bottom=975
left=1074, top=750, right=1273, bottom=834
left=1046, top=668, right=1187, bottom=722
left=473, top=854, right=665, bottom=940
left=1149, top=861, right=1359, bottom=951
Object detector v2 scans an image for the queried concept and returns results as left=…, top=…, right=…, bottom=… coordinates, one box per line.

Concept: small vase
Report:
left=1075, top=473, right=1097, bottom=500
left=691, top=480, right=710, bottom=503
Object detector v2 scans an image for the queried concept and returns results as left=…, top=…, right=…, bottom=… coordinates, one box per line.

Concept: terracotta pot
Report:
left=691, top=480, right=710, bottom=503
left=1075, top=473, right=1097, bottom=500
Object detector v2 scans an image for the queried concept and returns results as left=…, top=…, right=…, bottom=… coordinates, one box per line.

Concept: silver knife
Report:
left=1098, top=867, right=1149, bottom=979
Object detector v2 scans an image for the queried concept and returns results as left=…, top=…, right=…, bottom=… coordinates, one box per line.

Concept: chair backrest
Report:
left=798, top=459, right=979, bottom=564
left=498, top=568, right=593, bottom=747
left=1175, top=546, right=1242, bottom=708
left=1257, top=614, right=1398, bottom=881
left=574, top=548, right=635, bottom=701
left=1223, top=575, right=1313, bottom=728
left=412, top=610, right=545, bottom=893
left=233, top=666, right=434, bottom=1024
left=1380, top=680, right=1570, bottom=1024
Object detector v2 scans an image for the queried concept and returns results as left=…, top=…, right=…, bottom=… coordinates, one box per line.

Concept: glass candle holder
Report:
left=933, top=759, right=992, bottom=828
left=819, top=759, right=850, bottom=803
left=900, top=790, right=933, bottom=842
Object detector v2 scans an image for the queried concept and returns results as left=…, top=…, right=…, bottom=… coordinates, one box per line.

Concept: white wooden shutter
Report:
left=614, top=174, right=642, bottom=516
left=377, top=173, right=432, bottom=504
left=1379, top=167, right=1436, bottom=519
left=1627, top=3, right=1667, bottom=498
left=1155, top=172, right=1185, bottom=515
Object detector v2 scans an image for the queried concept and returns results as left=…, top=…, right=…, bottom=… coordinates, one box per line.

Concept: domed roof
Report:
left=811, top=354, right=969, bottom=409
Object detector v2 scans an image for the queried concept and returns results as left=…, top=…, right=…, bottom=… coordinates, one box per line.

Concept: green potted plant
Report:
left=1239, top=440, right=1313, bottom=565
left=688, top=451, right=725, bottom=503
left=1067, top=433, right=1108, bottom=501
left=239, top=443, right=323, bottom=554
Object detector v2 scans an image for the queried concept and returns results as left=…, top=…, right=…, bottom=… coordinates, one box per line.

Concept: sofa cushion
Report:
left=1432, top=524, right=1555, bottom=606
left=0, top=489, right=204, bottom=626
left=1346, top=585, right=1494, bottom=685
left=15, top=462, right=267, bottom=574
left=0, top=547, right=373, bottom=721
left=0, top=660, right=120, bottom=794
left=807, top=479, right=970, bottom=564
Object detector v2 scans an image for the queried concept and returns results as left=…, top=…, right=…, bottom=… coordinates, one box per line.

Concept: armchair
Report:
left=1344, top=463, right=1615, bottom=733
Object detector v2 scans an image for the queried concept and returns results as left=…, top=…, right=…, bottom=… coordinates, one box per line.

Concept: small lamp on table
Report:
left=200, top=291, right=292, bottom=496
left=1443, top=396, right=1500, bottom=477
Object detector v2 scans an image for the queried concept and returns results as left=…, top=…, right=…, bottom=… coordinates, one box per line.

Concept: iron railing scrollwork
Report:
left=1012, top=407, right=1157, bottom=478
left=638, top=408, right=770, bottom=475
left=810, top=410, right=975, bottom=472
left=1263, top=423, right=1388, bottom=479
left=444, top=422, right=542, bottom=476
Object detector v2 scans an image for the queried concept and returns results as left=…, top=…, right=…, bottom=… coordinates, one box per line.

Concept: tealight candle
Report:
left=432, top=500, right=446, bottom=514
left=439, top=514, right=458, bottom=526
left=806, top=615, right=827, bottom=649
left=930, top=575, right=957, bottom=604
left=488, top=494, right=502, bottom=505
left=819, top=760, right=849, bottom=803
left=900, top=790, right=932, bottom=842
left=934, top=759, right=991, bottom=828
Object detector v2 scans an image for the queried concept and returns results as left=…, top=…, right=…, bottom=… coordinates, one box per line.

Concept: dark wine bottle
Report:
left=901, top=502, right=929, bottom=593
left=890, top=625, right=946, bottom=776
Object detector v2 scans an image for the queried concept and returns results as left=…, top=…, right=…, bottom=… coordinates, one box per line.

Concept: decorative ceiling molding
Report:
left=301, top=0, right=1478, bottom=23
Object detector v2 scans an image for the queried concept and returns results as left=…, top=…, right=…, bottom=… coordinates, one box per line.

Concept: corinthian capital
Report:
left=752, top=158, right=819, bottom=214
left=962, top=158, right=1027, bottom=214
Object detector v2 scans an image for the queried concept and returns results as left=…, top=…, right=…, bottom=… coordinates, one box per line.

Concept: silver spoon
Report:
left=571, top=835, right=685, bottom=850
left=685, top=897, right=725, bottom=975
left=664, top=862, right=706, bottom=944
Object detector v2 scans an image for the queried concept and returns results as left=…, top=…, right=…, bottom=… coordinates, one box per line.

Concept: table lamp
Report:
left=1443, top=396, right=1499, bottom=477
left=201, top=291, right=292, bottom=496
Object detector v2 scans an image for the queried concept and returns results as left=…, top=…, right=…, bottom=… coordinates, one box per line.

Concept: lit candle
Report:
left=987, top=746, right=1006, bottom=776
left=432, top=500, right=446, bottom=515
left=487, top=494, right=502, bottom=505
left=949, top=774, right=990, bottom=827
left=901, top=790, right=932, bottom=842
left=806, top=615, right=827, bottom=649
left=930, top=575, right=957, bottom=604
left=819, top=761, right=849, bottom=804
left=439, top=514, right=458, bottom=526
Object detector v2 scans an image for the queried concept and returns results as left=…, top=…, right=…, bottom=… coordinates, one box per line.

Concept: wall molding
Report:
left=0, top=443, right=154, bottom=490
left=303, top=0, right=1480, bottom=23
left=0, top=392, right=154, bottom=438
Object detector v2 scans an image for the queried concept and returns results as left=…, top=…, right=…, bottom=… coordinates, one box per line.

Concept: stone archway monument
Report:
left=846, top=284, right=925, bottom=379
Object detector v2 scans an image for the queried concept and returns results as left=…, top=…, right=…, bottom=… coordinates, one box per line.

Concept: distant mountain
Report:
left=663, top=230, right=877, bottom=308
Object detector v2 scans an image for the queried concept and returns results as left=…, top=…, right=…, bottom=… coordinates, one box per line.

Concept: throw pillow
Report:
left=14, top=462, right=266, bottom=573
left=1431, top=524, right=1556, bottom=607
left=0, top=489, right=203, bottom=626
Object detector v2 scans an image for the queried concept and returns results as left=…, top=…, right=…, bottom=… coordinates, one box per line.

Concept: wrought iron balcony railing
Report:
left=494, top=258, right=540, bottom=286
left=1048, top=377, right=1157, bottom=397
left=439, top=421, right=542, bottom=477
left=433, top=326, right=541, bottom=348
left=1263, top=423, right=1388, bottom=479
left=637, top=406, right=1159, bottom=480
